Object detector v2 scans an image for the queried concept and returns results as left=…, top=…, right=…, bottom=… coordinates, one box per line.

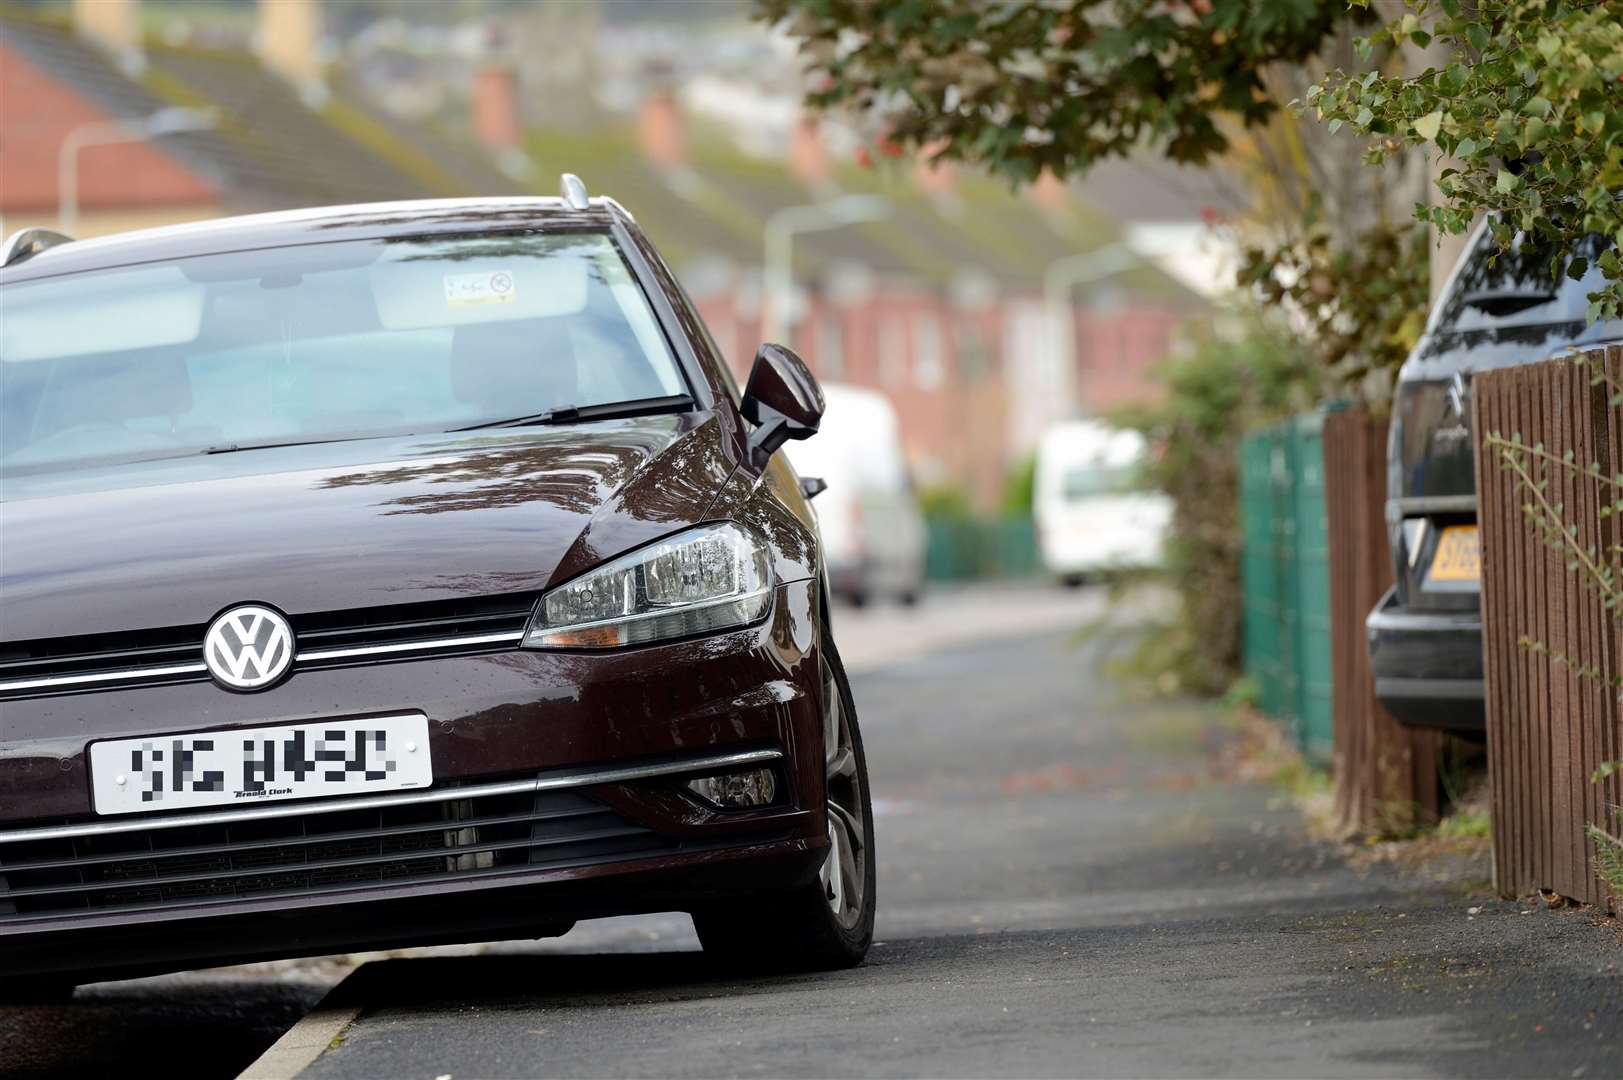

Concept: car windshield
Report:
left=1432, top=228, right=1610, bottom=334
left=1062, top=464, right=1138, bottom=500
left=0, top=231, right=688, bottom=473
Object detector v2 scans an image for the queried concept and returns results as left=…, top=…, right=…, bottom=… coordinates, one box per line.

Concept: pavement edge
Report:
left=236, top=986, right=362, bottom=1080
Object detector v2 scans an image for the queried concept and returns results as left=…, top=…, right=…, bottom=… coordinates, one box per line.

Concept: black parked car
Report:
left=1369, top=224, right=1623, bottom=732
left=0, top=178, right=876, bottom=985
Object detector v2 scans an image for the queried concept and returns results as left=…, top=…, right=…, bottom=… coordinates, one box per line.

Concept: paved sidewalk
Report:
left=287, top=608, right=1623, bottom=1079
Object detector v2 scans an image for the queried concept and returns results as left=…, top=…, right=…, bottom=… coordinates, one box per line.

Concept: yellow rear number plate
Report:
left=1427, top=524, right=1480, bottom=584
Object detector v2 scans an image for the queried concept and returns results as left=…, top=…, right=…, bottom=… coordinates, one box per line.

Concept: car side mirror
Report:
left=741, top=343, right=823, bottom=467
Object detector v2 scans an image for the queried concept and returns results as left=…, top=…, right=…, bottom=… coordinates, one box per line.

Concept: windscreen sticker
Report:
left=444, top=270, right=516, bottom=308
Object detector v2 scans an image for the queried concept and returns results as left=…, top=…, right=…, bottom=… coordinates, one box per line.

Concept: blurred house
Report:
left=0, top=0, right=506, bottom=235
left=1075, top=157, right=1247, bottom=302
left=498, top=88, right=1196, bottom=504
left=0, top=0, right=1202, bottom=511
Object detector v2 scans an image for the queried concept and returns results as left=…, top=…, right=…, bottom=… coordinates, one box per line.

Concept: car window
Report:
left=0, top=231, right=688, bottom=471
left=1062, top=464, right=1137, bottom=500
left=1432, top=228, right=1610, bottom=334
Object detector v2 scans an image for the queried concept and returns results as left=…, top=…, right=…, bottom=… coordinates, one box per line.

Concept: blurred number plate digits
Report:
left=89, top=714, right=433, bottom=816
left=1427, top=525, right=1481, bottom=584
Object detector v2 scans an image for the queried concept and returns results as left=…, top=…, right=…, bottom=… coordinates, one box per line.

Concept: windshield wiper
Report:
left=452, top=394, right=694, bottom=432
left=201, top=434, right=381, bottom=456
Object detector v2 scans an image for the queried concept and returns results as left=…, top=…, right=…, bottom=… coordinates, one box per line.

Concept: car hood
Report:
left=0, top=413, right=737, bottom=643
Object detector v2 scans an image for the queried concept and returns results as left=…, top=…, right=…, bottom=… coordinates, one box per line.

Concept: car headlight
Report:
left=524, top=522, right=774, bottom=649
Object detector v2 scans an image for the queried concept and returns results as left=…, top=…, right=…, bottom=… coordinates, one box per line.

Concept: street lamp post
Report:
left=762, top=194, right=890, bottom=347
left=1042, top=243, right=1142, bottom=412
left=58, top=107, right=218, bottom=234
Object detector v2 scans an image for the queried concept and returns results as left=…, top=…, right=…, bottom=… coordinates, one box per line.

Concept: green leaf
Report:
left=1466, top=23, right=1490, bottom=52
left=1496, top=168, right=1519, bottom=194
left=1414, top=110, right=1444, bottom=141
left=1538, top=35, right=1561, bottom=60
left=1355, top=106, right=1374, bottom=128
left=1455, top=136, right=1477, bottom=159
left=1328, top=117, right=1343, bottom=136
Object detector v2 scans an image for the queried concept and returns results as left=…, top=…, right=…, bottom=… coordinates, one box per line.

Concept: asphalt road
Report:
left=5, top=584, right=1621, bottom=1078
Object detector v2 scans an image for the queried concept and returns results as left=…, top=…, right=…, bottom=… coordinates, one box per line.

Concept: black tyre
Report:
left=0, top=979, right=76, bottom=1003
left=693, top=636, right=875, bottom=971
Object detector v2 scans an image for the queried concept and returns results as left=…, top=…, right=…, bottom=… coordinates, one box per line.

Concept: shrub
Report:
left=1000, top=454, right=1037, bottom=518
left=1111, top=311, right=1320, bottom=696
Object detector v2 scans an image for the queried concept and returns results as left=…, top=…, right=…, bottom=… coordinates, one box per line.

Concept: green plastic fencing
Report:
left=1239, top=413, right=1334, bottom=763
left=925, top=517, right=1040, bottom=580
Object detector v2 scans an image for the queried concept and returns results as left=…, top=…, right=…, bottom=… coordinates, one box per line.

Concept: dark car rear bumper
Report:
left=1366, top=587, right=1484, bottom=732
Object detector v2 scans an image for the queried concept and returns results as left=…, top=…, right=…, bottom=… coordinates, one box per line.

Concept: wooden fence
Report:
left=1474, top=345, right=1623, bottom=906
left=1323, top=408, right=1442, bottom=834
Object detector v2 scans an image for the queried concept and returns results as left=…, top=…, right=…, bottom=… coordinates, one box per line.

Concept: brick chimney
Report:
left=73, top=0, right=143, bottom=72
left=637, top=91, right=684, bottom=168
left=472, top=66, right=521, bottom=152
left=914, top=139, right=955, bottom=196
left=789, top=114, right=829, bottom=186
left=1029, top=167, right=1070, bottom=211
left=255, top=0, right=326, bottom=103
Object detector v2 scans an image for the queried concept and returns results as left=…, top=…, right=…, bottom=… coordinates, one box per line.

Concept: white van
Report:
left=785, top=383, right=927, bottom=606
left=1034, top=420, right=1170, bottom=584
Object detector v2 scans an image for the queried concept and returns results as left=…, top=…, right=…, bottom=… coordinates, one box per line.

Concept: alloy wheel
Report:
left=819, top=655, right=866, bottom=928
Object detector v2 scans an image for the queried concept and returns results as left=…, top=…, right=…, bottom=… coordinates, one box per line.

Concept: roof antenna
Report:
left=559, top=173, right=590, bottom=210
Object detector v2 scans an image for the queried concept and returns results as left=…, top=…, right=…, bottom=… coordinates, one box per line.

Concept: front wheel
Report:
left=693, top=640, right=876, bottom=971
left=0, top=979, right=76, bottom=1003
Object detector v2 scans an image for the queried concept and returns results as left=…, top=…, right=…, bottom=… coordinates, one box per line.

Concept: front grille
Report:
left=0, top=593, right=536, bottom=699
left=0, top=780, right=673, bottom=923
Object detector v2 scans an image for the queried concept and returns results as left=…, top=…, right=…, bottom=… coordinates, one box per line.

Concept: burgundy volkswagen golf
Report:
left=0, top=179, right=875, bottom=987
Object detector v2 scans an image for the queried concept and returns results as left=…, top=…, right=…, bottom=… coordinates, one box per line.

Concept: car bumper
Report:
left=1366, top=587, right=1484, bottom=732
left=828, top=557, right=920, bottom=600
left=0, top=832, right=825, bottom=983
left=0, top=580, right=828, bottom=980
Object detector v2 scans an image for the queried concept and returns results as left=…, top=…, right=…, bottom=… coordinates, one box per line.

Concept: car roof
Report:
left=0, top=197, right=625, bottom=284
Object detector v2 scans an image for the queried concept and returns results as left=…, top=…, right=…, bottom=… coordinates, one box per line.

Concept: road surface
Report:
left=4, top=585, right=1619, bottom=1078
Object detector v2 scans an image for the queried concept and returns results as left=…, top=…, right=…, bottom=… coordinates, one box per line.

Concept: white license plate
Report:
left=89, top=714, right=433, bottom=816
